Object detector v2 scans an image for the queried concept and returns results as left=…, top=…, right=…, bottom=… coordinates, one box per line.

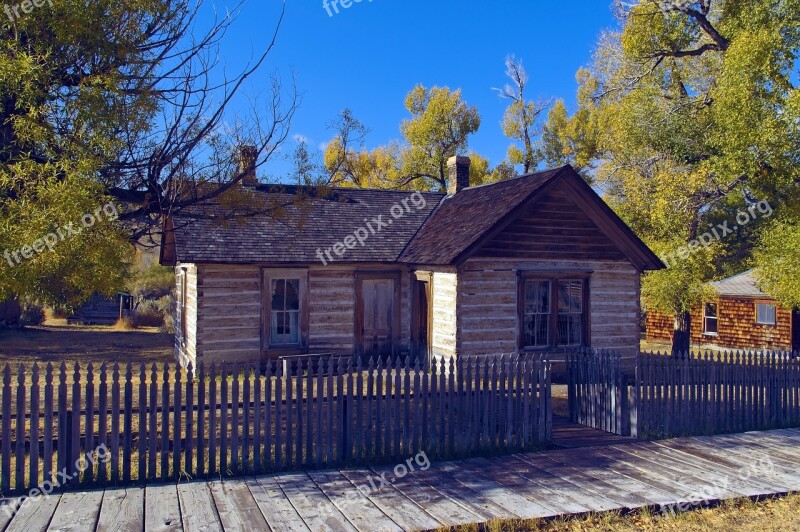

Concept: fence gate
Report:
left=566, top=349, right=632, bottom=437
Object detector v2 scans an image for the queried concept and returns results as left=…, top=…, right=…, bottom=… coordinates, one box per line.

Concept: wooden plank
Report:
left=273, top=471, right=357, bottom=531
left=607, top=443, right=747, bottom=500
left=1, top=366, right=12, bottom=493
left=46, top=490, right=103, bottom=532
left=513, top=450, right=653, bottom=509
left=307, top=470, right=402, bottom=532
left=138, top=364, right=147, bottom=482
left=15, top=366, right=26, bottom=491
left=249, top=476, right=310, bottom=532
left=110, top=364, right=120, bottom=482
left=209, top=479, right=270, bottom=531
left=177, top=482, right=221, bottom=532
left=655, top=438, right=792, bottom=492
left=422, top=459, right=551, bottom=519
left=369, top=463, right=484, bottom=527
left=144, top=484, right=182, bottom=532
left=95, top=487, right=145, bottom=532
left=338, top=467, right=442, bottom=531
left=4, top=492, right=60, bottom=532
left=96, top=364, right=107, bottom=482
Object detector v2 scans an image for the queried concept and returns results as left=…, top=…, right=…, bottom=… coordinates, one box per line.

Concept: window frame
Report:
left=517, top=271, right=591, bottom=351
left=262, top=268, right=309, bottom=352
left=703, top=302, right=719, bottom=336
left=755, top=302, right=777, bottom=326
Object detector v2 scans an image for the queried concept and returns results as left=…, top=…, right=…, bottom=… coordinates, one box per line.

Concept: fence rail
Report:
left=0, top=354, right=552, bottom=495
left=567, top=349, right=800, bottom=440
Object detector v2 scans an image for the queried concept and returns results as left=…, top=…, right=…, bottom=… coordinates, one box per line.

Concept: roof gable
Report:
left=711, top=270, right=769, bottom=298
left=399, top=166, right=663, bottom=271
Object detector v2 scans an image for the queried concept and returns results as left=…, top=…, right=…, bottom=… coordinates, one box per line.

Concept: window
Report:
left=704, top=303, right=718, bottom=335
left=756, top=303, right=777, bottom=326
left=263, top=269, right=308, bottom=350
left=520, top=274, right=588, bottom=350
left=270, top=279, right=301, bottom=345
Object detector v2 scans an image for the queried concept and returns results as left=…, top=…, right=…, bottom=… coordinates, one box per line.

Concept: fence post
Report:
left=630, top=354, right=639, bottom=439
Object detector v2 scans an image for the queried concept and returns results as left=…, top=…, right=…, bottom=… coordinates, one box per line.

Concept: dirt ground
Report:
left=0, top=322, right=173, bottom=367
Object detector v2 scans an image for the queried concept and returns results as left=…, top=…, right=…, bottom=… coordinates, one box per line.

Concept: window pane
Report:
left=558, top=281, right=583, bottom=346
left=757, top=304, right=776, bottom=325
left=285, top=279, right=300, bottom=311
left=525, top=281, right=550, bottom=313
left=271, top=279, right=285, bottom=311
left=524, top=281, right=550, bottom=348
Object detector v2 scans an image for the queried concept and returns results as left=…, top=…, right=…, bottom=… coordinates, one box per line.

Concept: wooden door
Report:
left=357, top=276, right=398, bottom=360
left=411, top=277, right=432, bottom=363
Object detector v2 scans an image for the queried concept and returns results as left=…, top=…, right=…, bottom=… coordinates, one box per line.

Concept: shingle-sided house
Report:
left=160, top=157, right=663, bottom=369
left=646, top=269, right=800, bottom=352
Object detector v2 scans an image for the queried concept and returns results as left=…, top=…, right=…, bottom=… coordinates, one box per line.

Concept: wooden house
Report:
left=160, top=158, right=663, bottom=369
left=68, top=292, right=133, bottom=325
left=646, top=270, right=799, bottom=352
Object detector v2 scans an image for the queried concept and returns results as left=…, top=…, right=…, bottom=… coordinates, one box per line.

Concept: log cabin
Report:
left=160, top=156, right=663, bottom=369
left=646, top=269, right=800, bottom=352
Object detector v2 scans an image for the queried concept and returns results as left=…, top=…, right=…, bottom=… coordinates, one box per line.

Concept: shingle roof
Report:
left=164, top=165, right=663, bottom=270
left=398, top=167, right=566, bottom=264
left=171, top=187, right=445, bottom=264
left=711, top=270, right=769, bottom=298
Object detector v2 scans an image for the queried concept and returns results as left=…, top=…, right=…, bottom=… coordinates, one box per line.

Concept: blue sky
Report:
left=204, top=1, right=619, bottom=179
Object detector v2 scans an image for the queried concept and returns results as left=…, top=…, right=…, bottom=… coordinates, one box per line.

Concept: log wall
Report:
left=458, top=258, right=642, bottom=360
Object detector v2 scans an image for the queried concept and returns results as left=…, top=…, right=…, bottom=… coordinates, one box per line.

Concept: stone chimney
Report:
left=447, top=156, right=471, bottom=195
left=237, top=145, right=258, bottom=187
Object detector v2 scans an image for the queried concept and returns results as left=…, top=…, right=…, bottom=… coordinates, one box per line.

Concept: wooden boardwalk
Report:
left=2, top=428, right=799, bottom=532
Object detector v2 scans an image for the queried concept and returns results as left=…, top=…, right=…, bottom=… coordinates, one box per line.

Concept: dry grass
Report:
left=439, top=494, right=800, bottom=531
left=0, top=323, right=173, bottom=368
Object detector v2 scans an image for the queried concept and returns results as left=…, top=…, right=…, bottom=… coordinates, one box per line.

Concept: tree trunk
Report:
left=672, top=312, right=691, bottom=357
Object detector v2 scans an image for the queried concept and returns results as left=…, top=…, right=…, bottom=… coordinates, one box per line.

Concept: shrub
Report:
left=20, top=303, right=45, bottom=326
left=131, top=295, right=175, bottom=333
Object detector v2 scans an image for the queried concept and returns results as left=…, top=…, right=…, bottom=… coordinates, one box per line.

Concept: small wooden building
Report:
left=68, top=293, right=133, bottom=325
left=646, top=270, right=800, bottom=351
left=161, top=159, right=663, bottom=368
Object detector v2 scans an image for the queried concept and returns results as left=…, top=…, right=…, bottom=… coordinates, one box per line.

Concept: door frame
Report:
left=354, top=271, right=402, bottom=359
left=411, top=271, right=433, bottom=362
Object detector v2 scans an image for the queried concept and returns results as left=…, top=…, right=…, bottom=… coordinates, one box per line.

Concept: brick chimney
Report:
left=447, top=156, right=471, bottom=195
left=237, top=145, right=258, bottom=187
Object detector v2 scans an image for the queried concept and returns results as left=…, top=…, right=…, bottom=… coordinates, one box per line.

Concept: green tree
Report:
left=549, top=0, right=800, bottom=352
left=0, top=0, right=296, bottom=305
left=495, top=55, right=548, bottom=175
left=398, top=85, right=481, bottom=191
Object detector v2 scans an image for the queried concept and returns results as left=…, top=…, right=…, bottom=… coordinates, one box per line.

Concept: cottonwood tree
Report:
left=495, top=55, right=548, bottom=175
left=323, top=87, right=489, bottom=192
left=545, top=0, right=800, bottom=352
left=398, top=85, right=481, bottom=191
left=0, top=0, right=298, bottom=306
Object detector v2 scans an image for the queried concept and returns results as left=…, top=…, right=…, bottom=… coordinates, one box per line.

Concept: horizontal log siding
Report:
left=196, top=265, right=261, bottom=365
left=186, top=264, right=413, bottom=367
left=458, top=259, right=641, bottom=359
left=307, top=268, right=355, bottom=353
left=431, top=270, right=458, bottom=360
left=647, top=298, right=793, bottom=351
left=174, top=264, right=198, bottom=367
